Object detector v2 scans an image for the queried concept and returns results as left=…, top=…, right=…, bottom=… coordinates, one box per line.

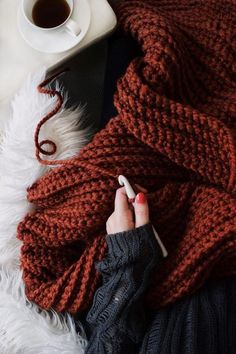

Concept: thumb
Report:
left=134, top=192, right=149, bottom=228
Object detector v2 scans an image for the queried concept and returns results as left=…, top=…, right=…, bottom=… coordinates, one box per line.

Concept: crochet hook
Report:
left=118, top=175, right=168, bottom=258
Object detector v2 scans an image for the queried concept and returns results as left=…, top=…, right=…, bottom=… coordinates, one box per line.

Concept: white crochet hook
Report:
left=118, top=175, right=168, bottom=258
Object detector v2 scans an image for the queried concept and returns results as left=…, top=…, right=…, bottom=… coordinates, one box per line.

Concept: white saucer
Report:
left=17, top=0, right=91, bottom=54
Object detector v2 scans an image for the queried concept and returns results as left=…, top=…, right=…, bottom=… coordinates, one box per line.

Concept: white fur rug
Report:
left=0, top=69, right=92, bottom=354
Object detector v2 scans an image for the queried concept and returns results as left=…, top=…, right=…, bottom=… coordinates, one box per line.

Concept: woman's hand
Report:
left=106, top=186, right=149, bottom=234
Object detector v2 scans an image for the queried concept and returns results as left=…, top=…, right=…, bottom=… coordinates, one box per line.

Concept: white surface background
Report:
left=0, top=0, right=116, bottom=135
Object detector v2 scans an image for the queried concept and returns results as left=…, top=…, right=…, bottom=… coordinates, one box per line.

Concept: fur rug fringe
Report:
left=0, top=69, right=90, bottom=353
left=0, top=269, right=87, bottom=354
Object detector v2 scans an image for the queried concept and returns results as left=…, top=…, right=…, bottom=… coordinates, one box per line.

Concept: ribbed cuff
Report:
left=106, top=223, right=161, bottom=261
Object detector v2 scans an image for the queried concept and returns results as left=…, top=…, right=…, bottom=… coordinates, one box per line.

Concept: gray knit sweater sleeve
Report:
left=85, top=223, right=163, bottom=354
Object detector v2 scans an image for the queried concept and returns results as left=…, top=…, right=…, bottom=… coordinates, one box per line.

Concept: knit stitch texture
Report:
left=17, top=0, right=236, bottom=313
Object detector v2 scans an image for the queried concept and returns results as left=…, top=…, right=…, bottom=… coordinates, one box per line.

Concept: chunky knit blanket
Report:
left=18, top=0, right=236, bottom=314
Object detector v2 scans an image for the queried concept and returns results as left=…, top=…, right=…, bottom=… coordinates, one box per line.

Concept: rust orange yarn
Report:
left=17, top=0, right=236, bottom=314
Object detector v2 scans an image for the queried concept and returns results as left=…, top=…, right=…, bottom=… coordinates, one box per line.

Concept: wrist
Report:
left=106, top=223, right=162, bottom=261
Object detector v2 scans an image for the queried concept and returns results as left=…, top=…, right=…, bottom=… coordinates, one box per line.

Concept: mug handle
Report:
left=65, top=18, right=81, bottom=37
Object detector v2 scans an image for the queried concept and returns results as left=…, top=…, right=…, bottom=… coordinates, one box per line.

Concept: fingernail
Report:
left=136, top=192, right=146, bottom=204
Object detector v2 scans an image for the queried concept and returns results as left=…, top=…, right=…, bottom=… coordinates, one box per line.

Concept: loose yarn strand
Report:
left=35, top=68, right=67, bottom=163
left=34, top=69, right=118, bottom=179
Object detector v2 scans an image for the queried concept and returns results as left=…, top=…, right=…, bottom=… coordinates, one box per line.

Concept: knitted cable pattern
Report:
left=17, top=0, right=236, bottom=313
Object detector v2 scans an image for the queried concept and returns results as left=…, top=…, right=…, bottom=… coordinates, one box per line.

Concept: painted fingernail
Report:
left=136, top=192, right=146, bottom=204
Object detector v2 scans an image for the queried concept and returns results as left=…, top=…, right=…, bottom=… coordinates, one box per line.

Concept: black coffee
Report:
left=32, top=0, right=70, bottom=28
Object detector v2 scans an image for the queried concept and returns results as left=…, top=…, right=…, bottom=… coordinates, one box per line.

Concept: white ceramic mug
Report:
left=21, top=0, right=81, bottom=37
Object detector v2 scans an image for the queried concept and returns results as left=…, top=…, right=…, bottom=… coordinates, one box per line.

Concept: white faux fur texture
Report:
left=0, top=69, right=92, bottom=353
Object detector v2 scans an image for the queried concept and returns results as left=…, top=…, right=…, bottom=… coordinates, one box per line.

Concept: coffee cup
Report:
left=21, top=0, right=81, bottom=37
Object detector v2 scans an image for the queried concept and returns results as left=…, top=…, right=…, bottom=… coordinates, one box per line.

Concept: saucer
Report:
left=17, top=0, right=91, bottom=54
